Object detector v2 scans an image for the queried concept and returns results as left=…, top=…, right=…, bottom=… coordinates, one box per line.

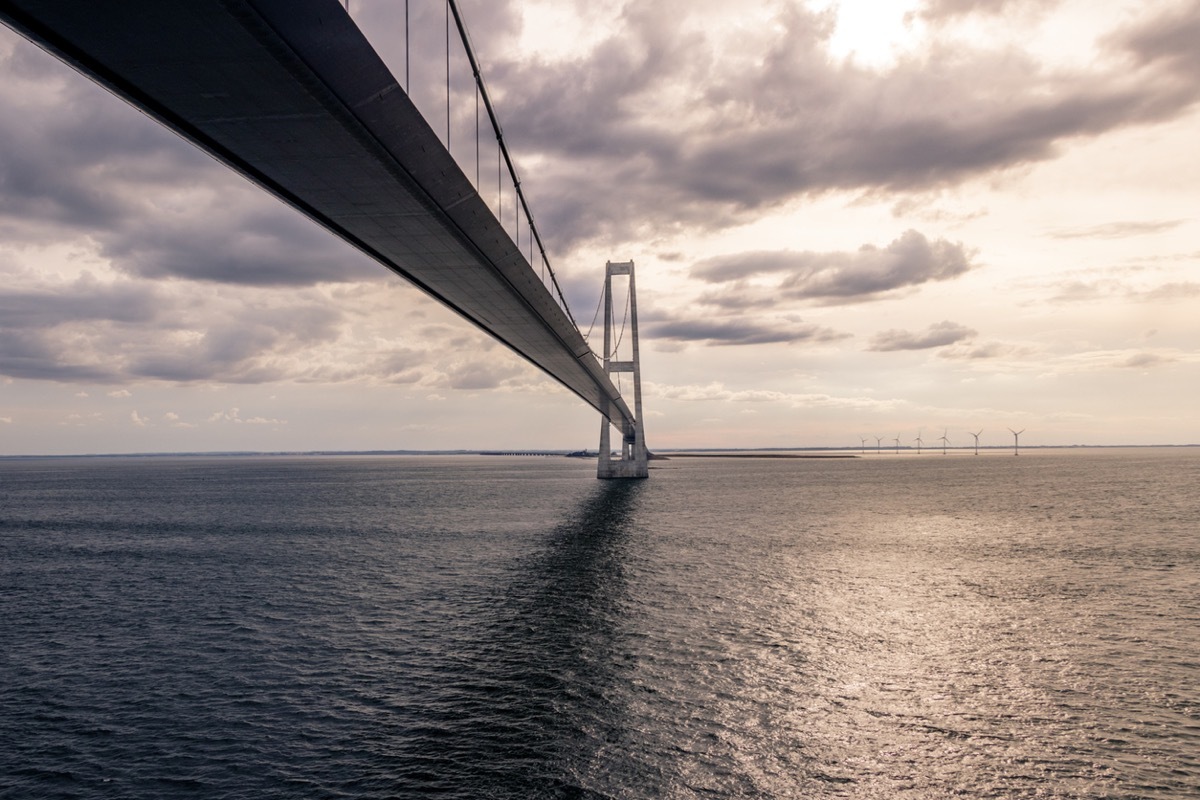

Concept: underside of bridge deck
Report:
left=0, top=0, right=637, bottom=436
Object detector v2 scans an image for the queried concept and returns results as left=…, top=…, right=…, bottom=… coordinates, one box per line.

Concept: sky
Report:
left=1, top=0, right=1198, bottom=454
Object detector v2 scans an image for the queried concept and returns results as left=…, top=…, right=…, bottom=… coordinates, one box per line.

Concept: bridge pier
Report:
left=597, top=261, right=648, bottom=479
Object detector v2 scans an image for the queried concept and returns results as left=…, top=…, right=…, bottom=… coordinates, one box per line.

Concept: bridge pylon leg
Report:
left=597, top=260, right=648, bottom=479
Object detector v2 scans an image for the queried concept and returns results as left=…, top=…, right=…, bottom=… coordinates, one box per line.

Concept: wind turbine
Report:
left=1008, top=427, right=1025, bottom=456
left=938, top=429, right=950, bottom=455
left=875, top=436, right=883, bottom=455
left=893, top=434, right=901, bottom=454
left=860, top=436, right=868, bottom=455
left=969, top=430, right=982, bottom=456
left=914, top=429, right=924, bottom=455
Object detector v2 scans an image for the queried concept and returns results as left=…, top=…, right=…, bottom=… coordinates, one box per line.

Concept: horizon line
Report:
left=2, top=443, right=1198, bottom=459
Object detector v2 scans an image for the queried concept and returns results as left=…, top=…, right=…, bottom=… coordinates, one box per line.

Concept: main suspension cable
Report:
left=474, top=82, right=479, bottom=188
left=446, top=0, right=578, bottom=329
left=444, top=0, right=450, bottom=148
left=583, top=289, right=604, bottom=343
left=611, top=280, right=631, bottom=358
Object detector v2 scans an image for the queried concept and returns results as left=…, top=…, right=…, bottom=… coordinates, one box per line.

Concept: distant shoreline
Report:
left=661, top=453, right=858, bottom=459
left=1, top=444, right=1197, bottom=460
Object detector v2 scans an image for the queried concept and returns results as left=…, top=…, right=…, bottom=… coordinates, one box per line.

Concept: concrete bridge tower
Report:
left=597, top=261, right=648, bottom=479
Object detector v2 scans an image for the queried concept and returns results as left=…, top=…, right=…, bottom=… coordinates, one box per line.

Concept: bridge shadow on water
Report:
left=396, top=479, right=646, bottom=799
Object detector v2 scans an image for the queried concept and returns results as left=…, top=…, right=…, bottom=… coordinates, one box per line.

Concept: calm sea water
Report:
left=1, top=449, right=1197, bottom=799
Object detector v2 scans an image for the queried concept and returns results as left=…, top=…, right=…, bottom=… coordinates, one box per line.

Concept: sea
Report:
left=1, top=448, right=1197, bottom=799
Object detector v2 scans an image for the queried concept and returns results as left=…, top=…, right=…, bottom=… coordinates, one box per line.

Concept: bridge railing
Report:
left=347, top=0, right=580, bottom=333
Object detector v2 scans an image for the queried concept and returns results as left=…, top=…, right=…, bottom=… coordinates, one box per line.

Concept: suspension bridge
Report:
left=0, top=0, right=649, bottom=478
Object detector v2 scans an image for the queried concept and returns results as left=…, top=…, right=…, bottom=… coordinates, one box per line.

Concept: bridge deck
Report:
left=1, top=0, right=635, bottom=434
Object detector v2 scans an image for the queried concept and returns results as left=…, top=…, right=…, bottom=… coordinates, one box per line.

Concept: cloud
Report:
left=163, top=412, right=193, bottom=431
left=0, top=275, right=159, bottom=330
left=1118, top=1, right=1200, bottom=77
left=917, top=0, right=1061, bottom=21
left=3, top=0, right=1198, bottom=287
left=124, top=301, right=343, bottom=383
left=0, top=259, right=513, bottom=391
left=1046, top=278, right=1200, bottom=304
left=650, top=382, right=787, bottom=403
left=489, top=1, right=1200, bottom=251
left=890, top=195, right=989, bottom=224
left=376, top=348, right=426, bottom=384
left=1117, top=352, right=1175, bottom=369
left=442, top=359, right=527, bottom=390
left=0, top=329, right=117, bottom=382
left=1048, top=219, right=1187, bottom=239
left=646, top=381, right=901, bottom=411
left=642, top=313, right=848, bottom=347
left=0, top=416, right=11, bottom=423
left=692, top=230, right=976, bottom=305
left=207, top=407, right=286, bottom=425
left=939, top=341, right=1019, bottom=360
left=868, top=320, right=977, bottom=351
left=0, top=265, right=363, bottom=385
left=130, top=410, right=148, bottom=426
left=0, top=43, right=212, bottom=239
left=97, top=207, right=382, bottom=287
left=1139, top=282, right=1200, bottom=302
left=1046, top=280, right=1117, bottom=303
left=162, top=411, right=196, bottom=428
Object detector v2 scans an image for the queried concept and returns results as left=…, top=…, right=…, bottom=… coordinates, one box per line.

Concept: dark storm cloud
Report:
left=643, top=314, right=848, bottom=347
left=692, top=230, right=975, bottom=305
left=486, top=1, right=1200, bottom=251
left=868, top=320, right=977, bottom=351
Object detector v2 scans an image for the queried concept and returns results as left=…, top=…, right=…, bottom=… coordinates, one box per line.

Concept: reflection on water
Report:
left=392, top=479, right=644, bottom=797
